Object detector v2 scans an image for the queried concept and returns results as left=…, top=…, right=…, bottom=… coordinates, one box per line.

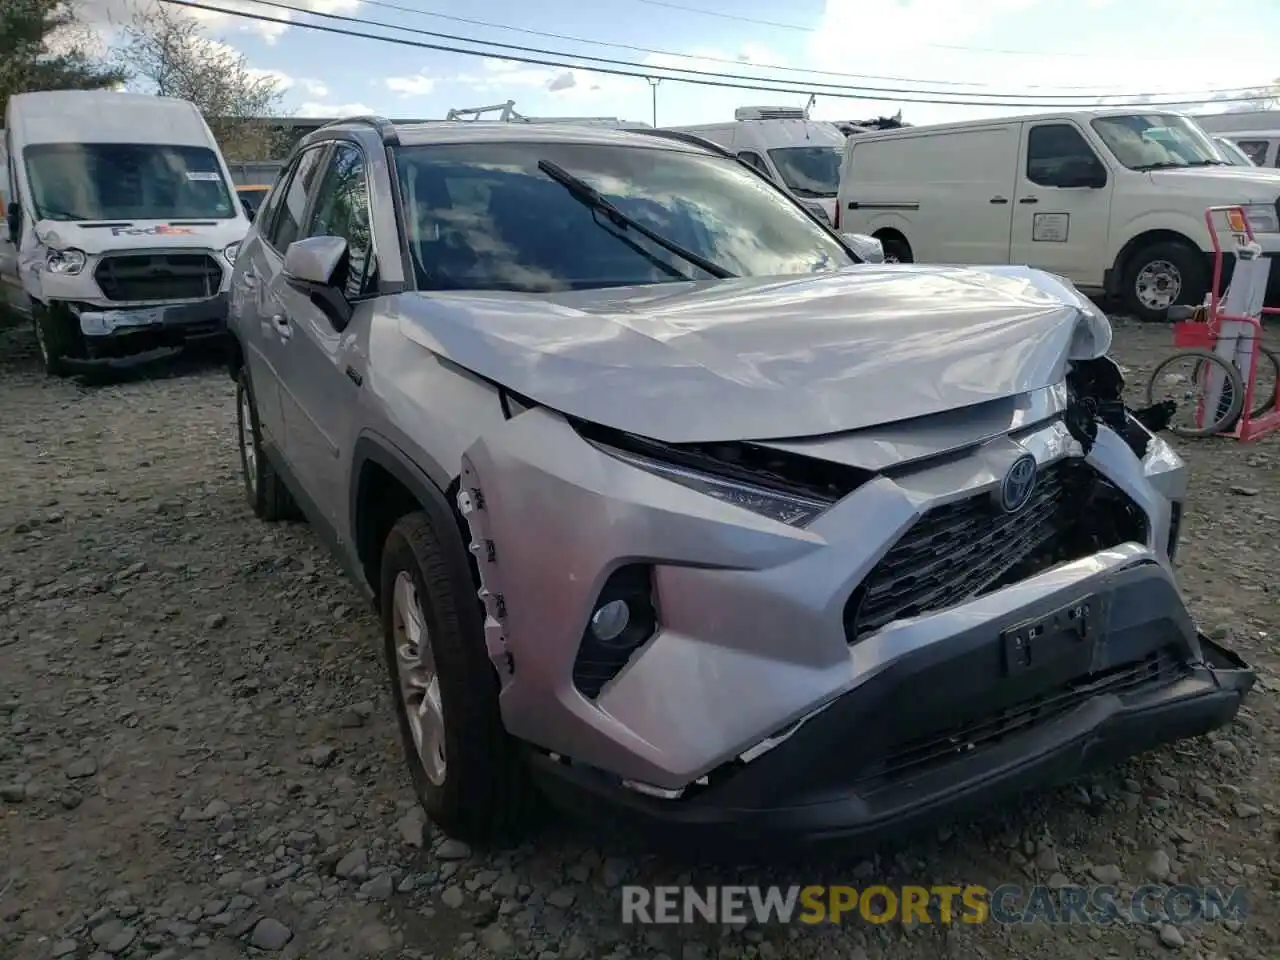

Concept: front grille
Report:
left=845, top=458, right=1146, bottom=641
left=94, top=253, right=223, bottom=303
left=855, top=647, right=1187, bottom=789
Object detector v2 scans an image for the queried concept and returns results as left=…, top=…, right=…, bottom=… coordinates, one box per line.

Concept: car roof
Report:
left=302, top=118, right=709, bottom=154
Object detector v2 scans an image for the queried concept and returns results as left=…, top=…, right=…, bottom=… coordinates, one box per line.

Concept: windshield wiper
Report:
left=536, top=160, right=735, bottom=279
left=38, top=207, right=93, bottom=221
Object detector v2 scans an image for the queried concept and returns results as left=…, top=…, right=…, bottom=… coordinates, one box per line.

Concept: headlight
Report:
left=592, top=441, right=834, bottom=528
left=46, top=248, right=86, bottom=275
left=224, top=242, right=241, bottom=263
left=1241, top=203, right=1278, bottom=235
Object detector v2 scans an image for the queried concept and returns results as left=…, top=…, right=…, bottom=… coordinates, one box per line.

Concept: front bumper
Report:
left=61, top=294, right=229, bottom=370
left=531, top=608, right=1252, bottom=848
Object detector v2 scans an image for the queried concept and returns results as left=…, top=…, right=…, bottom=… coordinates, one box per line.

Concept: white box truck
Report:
left=3, top=90, right=250, bottom=375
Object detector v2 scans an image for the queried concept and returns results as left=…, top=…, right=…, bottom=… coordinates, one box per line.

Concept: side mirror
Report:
left=5, top=202, right=19, bottom=246
left=243, top=203, right=255, bottom=223
left=283, top=236, right=352, bottom=329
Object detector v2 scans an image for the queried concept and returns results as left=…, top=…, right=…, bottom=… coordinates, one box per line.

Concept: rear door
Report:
left=275, top=141, right=379, bottom=531
left=1008, top=119, right=1114, bottom=286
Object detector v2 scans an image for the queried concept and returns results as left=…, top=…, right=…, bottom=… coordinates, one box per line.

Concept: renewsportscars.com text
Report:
left=621, top=884, right=1248, bottom=926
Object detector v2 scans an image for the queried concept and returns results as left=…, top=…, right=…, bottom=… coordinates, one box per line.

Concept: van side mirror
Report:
left=283, top=235, right=352, bottom=330
left=5, top=202, right=19, bottom=245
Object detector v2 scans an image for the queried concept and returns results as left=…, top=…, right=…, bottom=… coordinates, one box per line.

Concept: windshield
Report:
left=392, top=140, right=853, bottom=293
left=23, top=143, right=237, bottom=221
left=1214, top=137, right=1256, bottom=166
left=766, top=146, right=842, bottom=197
left=1089, top=114, right=1225, bottom=170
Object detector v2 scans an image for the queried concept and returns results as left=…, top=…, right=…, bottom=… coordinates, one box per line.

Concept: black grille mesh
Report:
left=846, top=459, right=1140, bottom=642
left=95, top=253, right=223, bottom=303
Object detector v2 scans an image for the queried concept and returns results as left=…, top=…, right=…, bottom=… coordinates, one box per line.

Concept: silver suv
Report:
left=227, top=116, right=1254, bottom=848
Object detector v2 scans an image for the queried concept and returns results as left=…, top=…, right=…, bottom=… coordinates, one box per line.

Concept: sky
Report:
left=78, top=0, right=1280, bottom=127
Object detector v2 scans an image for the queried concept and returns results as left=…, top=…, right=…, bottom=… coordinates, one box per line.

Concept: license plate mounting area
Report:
left=1001, top=595, right=1100, bottom=677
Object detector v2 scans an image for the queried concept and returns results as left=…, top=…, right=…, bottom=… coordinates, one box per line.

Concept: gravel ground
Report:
left=0, top=318, right=1277, bottom=960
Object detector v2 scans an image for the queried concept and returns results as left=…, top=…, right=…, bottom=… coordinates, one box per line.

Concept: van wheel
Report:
left=1122, top=241, right=1206, bottom=322
left=878, top=235, right=913, bottom=264
left=32, top=303, right=78, bottom=377
left=381, top=511, right=541, bottom=845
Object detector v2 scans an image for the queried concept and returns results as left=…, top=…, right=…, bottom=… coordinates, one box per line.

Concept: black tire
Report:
left=1249, top=344, right=1278, bottom=417
left=877, top=233, right=913, bottom=264
left=32, top=302, right=80, bottom=377
left=235, top=367, right=297, bottom=521
left=1145, top=349, right=1245, bottom=438
left=1121, top=240, right=1207, bottom=323
left=380, top=510, right=540, bottom=844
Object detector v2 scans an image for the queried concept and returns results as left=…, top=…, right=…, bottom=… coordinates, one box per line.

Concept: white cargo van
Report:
left=667, top=108, right=848, bottom=225
left=835, top=109, right=1280, bottom=320
left=3, top=90, right=249, bottom=375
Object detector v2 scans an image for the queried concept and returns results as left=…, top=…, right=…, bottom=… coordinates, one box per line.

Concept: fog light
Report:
left=590, top=599, right=631, bottom=643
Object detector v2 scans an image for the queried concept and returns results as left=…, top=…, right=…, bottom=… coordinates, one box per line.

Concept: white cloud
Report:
left=385, top=74, right=436, bottom=97
left=300, top=78, right=329, bottom=97
left=78, top=0, right=362, bottom=44
left=296, top=101, right=377, bottom=117
left=248, top=66, right=293, bottom=90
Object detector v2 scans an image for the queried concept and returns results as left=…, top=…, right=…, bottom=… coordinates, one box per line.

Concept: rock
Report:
left=397, top=809, right=426, bottom=847
left=441, top=886, right=465, bottom=909
left=436, top=838, right=471, bottom=860
left=1235, top=803, right=1262, bottom=818
left=602, top=857, right=630, bottom=888
left=1034, top=847, right=1060, bottom=872
left=250, top=918, right=293, bottom=950
left=1091, top=864, right=1124, bottom=884
left=491, top=872, right=518, bottom=899
left=91, top=920, right=126, bottom=947
left=1158, top=923, right=1185, bottom=948
left=104, top=925, right=137, bottom=954
left=359, top=874, right=395, bottom=900
left=1212, top=739, right=1240, bottom=760
left=0, top=782, right=26, bottom=802
left=204, top=613, right=227, bottom=629
left=1229, top=486, right=1260, bottom=497
left=305, top=744, right=336, bottom=767
left=181, top=798, right=229, bottom=822
left=335, top=848, right=368, bottom=879
left=479, top=925, right=517, bottom=957
left=547, top=888, right=576, bottom=909
left=65, top=757, right=98, bottom=779
left=52, top=941, right=78, bottom=957
left=1146, top=850, right=1172, bottom=882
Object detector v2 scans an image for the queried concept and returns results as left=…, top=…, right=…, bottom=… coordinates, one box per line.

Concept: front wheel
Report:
left=380, top=511, right=540, bottom=844
left=31, top=303, right=80, bottom=377
left=877, top=234, right=913, bottom=264
left=1145, top=349, right=1245, bottom=437
left=1122, top=241, right=1207, bottom=323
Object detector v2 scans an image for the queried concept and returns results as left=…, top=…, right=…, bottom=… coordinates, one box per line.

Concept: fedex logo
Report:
left=109, top=224, right=197, bottom=237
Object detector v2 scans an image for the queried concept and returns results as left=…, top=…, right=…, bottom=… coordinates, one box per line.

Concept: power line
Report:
left=161, top=0, right=1275, bottom=108
left=629, top=0, right=1095, bottom=57
left=349, top=0, right=1263, bottom=93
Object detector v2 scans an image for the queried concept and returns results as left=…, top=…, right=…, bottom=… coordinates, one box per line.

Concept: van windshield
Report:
left=767, top=146, right=842, bottom=197
left=393, top=140, right=854, bottom=293
left=1089, top=114, right=1227, bottom=171
left=23, top=143, right=237, bottom=221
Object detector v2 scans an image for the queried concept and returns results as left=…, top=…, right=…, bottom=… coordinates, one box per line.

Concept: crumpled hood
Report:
left=393, top=263, right=1111, bottom=443
left=34, top=218, right=248, bottom=255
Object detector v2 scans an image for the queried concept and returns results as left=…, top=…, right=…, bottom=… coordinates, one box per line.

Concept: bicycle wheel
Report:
left=1145, top=349, right=1246, bottom=438
left=1249, top=344, right=1279, bottom=417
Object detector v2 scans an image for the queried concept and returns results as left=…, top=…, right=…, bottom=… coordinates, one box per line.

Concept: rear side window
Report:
left=392, top=140, right=852, bottom=293
left=1232, top=140, right=1266, bottom=165
left=265, top=145, right=327, bottom=252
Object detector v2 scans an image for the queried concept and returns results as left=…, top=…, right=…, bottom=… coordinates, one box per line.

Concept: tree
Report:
left=115, top=5, right=288, bottom=161
left=0, top=0, right=126, bottom=111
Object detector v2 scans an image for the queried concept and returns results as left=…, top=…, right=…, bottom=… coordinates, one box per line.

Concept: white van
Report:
left=667, top=108, right=848, bottom=225
left=3, top=90, right=249, bottom=375
left=835, top=109, right=1280, bottom=320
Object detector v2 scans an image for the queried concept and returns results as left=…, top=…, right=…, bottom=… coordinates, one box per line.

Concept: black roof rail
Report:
left=316, top=115, right=400, bottom=146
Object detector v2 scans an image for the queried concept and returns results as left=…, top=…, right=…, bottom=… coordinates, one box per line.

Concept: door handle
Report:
left=1019, top=197, right=1039, bottom=204
left=271, top=314, right=292, bottom=340
left=990, top=196, right=1009, bottom=204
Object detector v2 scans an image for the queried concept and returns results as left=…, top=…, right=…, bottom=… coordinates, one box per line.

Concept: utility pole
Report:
left=647, top=77, right=661, bottom=127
